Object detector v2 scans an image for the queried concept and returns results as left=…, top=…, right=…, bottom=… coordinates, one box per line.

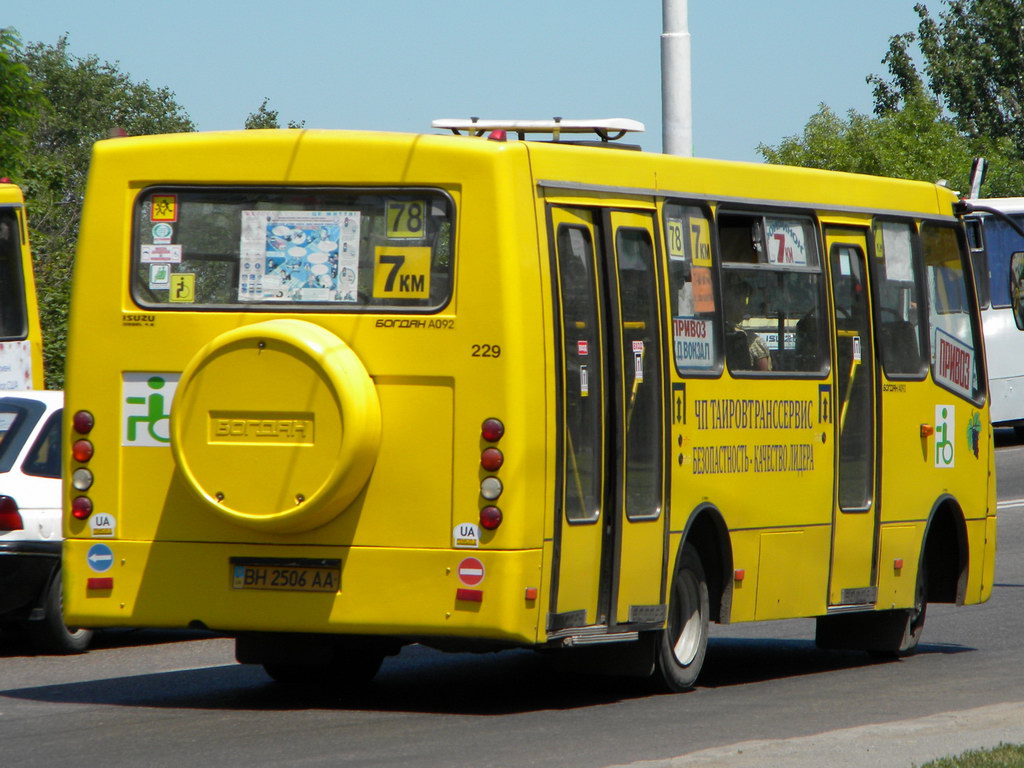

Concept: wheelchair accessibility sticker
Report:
left=122, top=372, right=179, bottom=446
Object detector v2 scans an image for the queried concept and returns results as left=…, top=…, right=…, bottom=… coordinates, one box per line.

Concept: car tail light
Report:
left=0, top=495, right=23, bottom=530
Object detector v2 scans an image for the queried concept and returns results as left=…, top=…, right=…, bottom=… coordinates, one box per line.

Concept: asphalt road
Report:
left=1, top=433, right=1023, bottom=767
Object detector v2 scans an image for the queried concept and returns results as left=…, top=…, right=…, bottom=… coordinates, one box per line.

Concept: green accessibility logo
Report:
left=122, top=372, right=180, bottom=446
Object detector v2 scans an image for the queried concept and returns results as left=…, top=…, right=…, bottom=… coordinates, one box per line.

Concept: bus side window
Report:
left=717, top=212, right=827, bottom=375
left=922, top=222, right=985, bottom=402
left=664, top=202, right=719, bottom=374
left=872, top=220, right=927, bottom=377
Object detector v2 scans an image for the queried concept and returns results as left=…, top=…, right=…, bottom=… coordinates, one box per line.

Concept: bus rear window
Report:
left=132, top=188, right=453, bottom=311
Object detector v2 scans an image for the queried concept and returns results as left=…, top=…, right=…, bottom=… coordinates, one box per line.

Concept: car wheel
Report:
left=28, top=569, right=94, bottom=654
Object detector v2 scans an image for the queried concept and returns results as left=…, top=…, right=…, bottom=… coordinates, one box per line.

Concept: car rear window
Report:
left=22, top=409, right=62, bottom=479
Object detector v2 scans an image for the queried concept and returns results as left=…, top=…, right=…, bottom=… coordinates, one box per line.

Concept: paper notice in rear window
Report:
left=237, top=210, right=361, bottom=302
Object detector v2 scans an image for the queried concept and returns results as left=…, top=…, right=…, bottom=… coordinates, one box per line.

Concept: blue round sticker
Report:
left=87, top=543, right=114, bottom=573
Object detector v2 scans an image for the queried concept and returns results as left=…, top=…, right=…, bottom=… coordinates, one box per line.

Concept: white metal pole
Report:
left=662, top=0, right=693, bottom=156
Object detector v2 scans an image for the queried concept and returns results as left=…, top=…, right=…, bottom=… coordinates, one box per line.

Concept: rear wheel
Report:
left=27, top=569, right=93, bottom=654
left=654, top=543, right=709, bottom=692
left=874, top=561, right=928, bottom=658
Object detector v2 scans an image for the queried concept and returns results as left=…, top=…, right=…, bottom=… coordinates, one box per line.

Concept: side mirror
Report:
left=1012, top=252, right=1024, bottom=330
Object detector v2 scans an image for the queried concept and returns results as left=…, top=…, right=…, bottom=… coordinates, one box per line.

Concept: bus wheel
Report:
left=655, top=543, right=709, bottom=692
left=263, top=651, right=384, bottom=689
left=874, top=562, right=928, bottom=658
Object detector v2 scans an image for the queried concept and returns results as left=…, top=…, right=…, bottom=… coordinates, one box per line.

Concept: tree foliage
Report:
left=0, top=28, right=43, bottom=177
left=762, top=0, right=1024, bottom=198
left=245, top=97, right=304, bottom=130
left=871, top=0, right=1024, bottom=155
left=14, top=35, right=195, bottom=387
left=758, top=91, right=1024, bottom=195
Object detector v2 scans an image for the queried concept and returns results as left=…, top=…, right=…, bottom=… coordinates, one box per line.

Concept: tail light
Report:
left=72, top=410, right=95, bottom=434
left=71, top=410, right=96, bottom=520
left=0, top=495, right=23, bottom=530
left=479, top=418, right=505, bottom=530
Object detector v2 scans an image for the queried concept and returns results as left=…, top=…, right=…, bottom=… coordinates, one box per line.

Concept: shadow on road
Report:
left=698, top=637, right=971, bottom=688
left=0, top=627, right=217, bottom=658
left=0, top=636, right=976, bottom=715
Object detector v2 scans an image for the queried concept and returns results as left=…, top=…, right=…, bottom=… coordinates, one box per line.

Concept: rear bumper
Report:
left=63, top=539, right=544, bottom=645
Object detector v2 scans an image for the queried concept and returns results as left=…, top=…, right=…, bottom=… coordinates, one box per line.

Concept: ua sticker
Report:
left=90, top=513, right=116, bottom=538
left=453, top=523, right=480, bottom=549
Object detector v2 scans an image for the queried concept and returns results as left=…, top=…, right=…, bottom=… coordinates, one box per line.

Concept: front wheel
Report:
left=655, top=543, right=709, bottom=692
left=27, top=569, right=93, bottom=654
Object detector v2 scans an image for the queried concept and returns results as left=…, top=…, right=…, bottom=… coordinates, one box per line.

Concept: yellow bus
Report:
left=0, top=180, right=44, bottom=390
left=63, top=120, right=996, bottom=691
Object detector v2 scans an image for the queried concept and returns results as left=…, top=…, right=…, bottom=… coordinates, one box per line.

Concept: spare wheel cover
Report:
left=170, top=319, right=381, bottom=532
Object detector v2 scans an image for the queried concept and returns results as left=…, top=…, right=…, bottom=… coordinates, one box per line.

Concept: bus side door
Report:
left=606, top=210, right=667, bottom=624
left=548, top=207, right=606, bottom=628
left=547, top=206, right=666, bottom=632
left=825, top=228, right=880, bottom=605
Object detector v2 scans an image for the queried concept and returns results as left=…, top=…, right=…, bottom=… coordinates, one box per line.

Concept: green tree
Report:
left=870, top=1, right=1024, bottom=156
left=758, top=90, right=1024, bottom=194
left=244, top=97, right=304, bottom=129
left=0, top=27, right=43, bottom=177
left=14, top=35, right=194, bottom=387
left=760, top=0, right=1024, bottom=197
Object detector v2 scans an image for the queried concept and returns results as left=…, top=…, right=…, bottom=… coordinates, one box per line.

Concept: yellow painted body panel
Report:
left=62, top=128, right=995, bottom=652
left=876, top=523, right=925, bottom=609
left=755, top=527, right=831, bottom=620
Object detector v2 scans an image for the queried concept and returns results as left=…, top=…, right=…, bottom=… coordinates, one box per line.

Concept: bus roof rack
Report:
left=431, top=117, right=645, bottom=142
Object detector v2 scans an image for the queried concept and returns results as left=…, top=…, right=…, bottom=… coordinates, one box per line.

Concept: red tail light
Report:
left=479, top=505, right=503, bottom=530
left=72, top=410, right=95, bottom=434
left=0, top=495, right=23, bottom=530
left=481, top=447, right=504, bottom=471
left=71, top=496, right=93, bottom=520
left=72, top=439, right=94, bottom=462
left=481, top=418, right=504, bottom=442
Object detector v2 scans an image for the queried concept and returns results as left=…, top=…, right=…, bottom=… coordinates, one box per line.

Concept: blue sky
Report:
left=7, top=1, right=925, bottom=162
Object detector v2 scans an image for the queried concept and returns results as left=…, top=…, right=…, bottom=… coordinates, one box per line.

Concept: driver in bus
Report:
left=724, top=279, right=772, bottom=371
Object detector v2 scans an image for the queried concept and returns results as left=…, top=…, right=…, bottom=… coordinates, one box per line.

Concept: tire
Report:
left=655, top=543, right=709, bottom=692
left=27, top=569, right=93, bottom=654
left=264, top=650, right=384, bottom=689
left=874, top=561, right=928, bottom=658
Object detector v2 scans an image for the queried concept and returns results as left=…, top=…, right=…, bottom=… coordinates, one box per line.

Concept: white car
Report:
left=0, top=390, right=92, bottom=652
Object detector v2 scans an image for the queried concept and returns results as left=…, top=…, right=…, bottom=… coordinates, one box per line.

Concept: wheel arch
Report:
left=921, top=494, right=969, bottom=606
left=679, top=503, right=733, bottom=624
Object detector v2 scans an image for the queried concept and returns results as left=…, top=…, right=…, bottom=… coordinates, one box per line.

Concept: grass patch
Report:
left=918, top=743, right=1024, bottom=767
